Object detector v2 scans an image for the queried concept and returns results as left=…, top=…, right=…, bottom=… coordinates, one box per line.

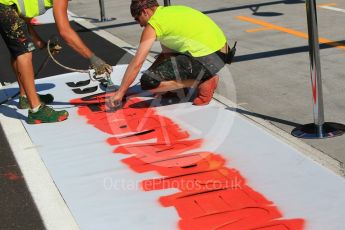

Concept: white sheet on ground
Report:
left=0, top=65, right=345, bottom=230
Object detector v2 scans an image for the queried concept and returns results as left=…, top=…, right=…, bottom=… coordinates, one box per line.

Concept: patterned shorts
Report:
left=0, top=3, right=35, bottom=58
left=142, top=51, right=226, bottom=84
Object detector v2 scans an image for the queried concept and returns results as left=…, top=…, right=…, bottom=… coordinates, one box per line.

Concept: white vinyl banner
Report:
left=1, top=65, right=345, bottom=230
left=32, top=9, right=77, bottom=24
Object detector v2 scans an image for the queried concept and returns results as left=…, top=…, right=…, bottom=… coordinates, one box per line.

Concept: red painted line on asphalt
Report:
left=1, top=171, right=22, bottom=181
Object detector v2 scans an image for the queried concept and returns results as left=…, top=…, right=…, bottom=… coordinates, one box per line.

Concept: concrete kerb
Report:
left=71, top=13, right=345, bottom=178
left=0, top=113, right=80, bottom=230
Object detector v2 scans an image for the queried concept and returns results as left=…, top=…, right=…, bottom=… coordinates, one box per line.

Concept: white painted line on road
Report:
left=0, top=111, right=80, bottom=230
left=320, top=5, right=345, bottom=13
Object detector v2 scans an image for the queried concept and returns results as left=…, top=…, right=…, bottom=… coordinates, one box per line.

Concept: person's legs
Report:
left=148, top=79, right=197, bottom=93
left=15, top=52, right=41, bottom=109
left=141, top=54, right=200, bottom=93
left=140, top=52, right=223, bottom=105
left=11, top=58, right=26, bottom=97
left=192, top=52, right=225, bottom=105
left=0, top=4, right=39, bottom=108
left=12, top=56, right=54, bottom=109
left=192, top=75, right=219, bottom=105
left=0, top=4, right=67, bottom=123
left=15, top=53, right=68, bottom=124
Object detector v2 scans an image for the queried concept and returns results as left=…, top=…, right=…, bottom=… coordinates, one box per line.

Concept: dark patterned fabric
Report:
left=0, top=4, right=35, bottom=58
left=140, top=51, right=225, bottom=89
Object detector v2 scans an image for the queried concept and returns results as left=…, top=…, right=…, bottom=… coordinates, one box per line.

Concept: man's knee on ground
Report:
left=140, top=74, right=161, bottom=90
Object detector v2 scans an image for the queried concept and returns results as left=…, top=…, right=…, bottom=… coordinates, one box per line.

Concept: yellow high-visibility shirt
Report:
left=148, top=5, right=227, bottom=57
left=0, top=0, right=53, bottom=18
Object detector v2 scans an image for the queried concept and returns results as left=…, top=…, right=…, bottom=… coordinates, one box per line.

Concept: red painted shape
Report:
left=245, top=219, right=305, bottom=230
left=71, top=94, right=305, bottom=229
left=142, top=167, right=245, bottom=192
left=178, top=206, right=282, bottom=230
left=312, top=69, right=317, bottom=104
left=122, top=152, right=224, bottom=176
left=2, top=172, right=22, bottom=181
left=58, top=114, right=68, bottom=122
left=30, top=18, right=40, bottom=25
left=114, top=139, right=203, bottom=162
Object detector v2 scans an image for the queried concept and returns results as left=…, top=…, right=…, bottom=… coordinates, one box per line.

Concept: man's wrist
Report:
left=117, top=88, right=126, bottom=97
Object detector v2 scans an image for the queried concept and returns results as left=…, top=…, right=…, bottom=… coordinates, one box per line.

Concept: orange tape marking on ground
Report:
left=246, top=27, right=273, bottom=33
left=237, top=15, right=345, bottom=51
left=317, top=3, right=337, bottom=7
left=71, top=94, right=305, bottom=229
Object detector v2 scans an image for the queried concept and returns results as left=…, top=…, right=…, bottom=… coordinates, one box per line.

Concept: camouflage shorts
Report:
left=142, top=51, right=225, bottom=84
left=0, top=3, right=35, bottom=58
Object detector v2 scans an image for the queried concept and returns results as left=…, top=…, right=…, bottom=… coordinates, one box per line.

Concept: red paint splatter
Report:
left=2, top=172, right=22, bottom=181
left=30, top=18, right=40, bottom=25
left=71, top=94, right=305, bottom=229
left=312, top=69, right=317, bottom=104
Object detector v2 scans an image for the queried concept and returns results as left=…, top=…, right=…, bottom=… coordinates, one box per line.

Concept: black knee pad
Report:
left=140, top=73, right=161, bottom=90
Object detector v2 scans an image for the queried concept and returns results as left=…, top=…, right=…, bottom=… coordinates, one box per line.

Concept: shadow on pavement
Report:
left=77, top=0, right=305, bottom=32
left=234, top=40, right=345, bottom=63
left=0, top=106, right=27, bottom=121
left=226, top=107, right=301, bottom=128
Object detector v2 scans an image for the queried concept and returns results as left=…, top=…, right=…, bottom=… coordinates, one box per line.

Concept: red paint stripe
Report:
left=312, top=69, right=317, bottom=104
left=30, top=18, right=40, bottom=25
left=1, top=172, right=22, bottom=181
left=71, top=95, right=305, bottom=229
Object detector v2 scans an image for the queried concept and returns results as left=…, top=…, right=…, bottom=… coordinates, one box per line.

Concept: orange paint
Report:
left=237, top=15, right=345, bottom=51
left=317, top=3, right=337, bottom=7
left=71, top=93, right=305, bottom=229
left=312, top=69, right=317, bottom=104
left=2, top=172, right=22, bottom=181
left=246, top=27, right=273, bottom=33
left=29, top=18, right=40, bottom=25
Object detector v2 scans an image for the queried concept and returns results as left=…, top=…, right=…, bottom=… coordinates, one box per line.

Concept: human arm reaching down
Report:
left=52, top=0, right=112, bottom=74
left=106, top=25, right=156, bottom=108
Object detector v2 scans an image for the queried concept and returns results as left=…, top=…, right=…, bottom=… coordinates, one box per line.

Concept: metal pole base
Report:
left=93, top=17, right=116, bottom=23
left=291, top=122, right=345, bottom=139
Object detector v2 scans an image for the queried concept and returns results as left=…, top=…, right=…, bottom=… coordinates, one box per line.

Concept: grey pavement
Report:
left=69, top=0, right=345, bottom=169
left=0, top=124, right=45, bottom=230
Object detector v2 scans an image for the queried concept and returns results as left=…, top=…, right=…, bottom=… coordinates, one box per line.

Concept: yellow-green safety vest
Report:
left=148, top=6, right=227, bottom=57
left=0, top=0, right=53, bottom=18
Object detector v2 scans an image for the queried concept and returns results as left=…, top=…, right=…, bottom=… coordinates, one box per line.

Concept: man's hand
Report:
left=106, top=91, right=125, bottom=110
left=48, top=42, right=62, bottom=55
left=89, top=54, right=113, bottom=75
left=39, top=40, right=62, bottom=55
